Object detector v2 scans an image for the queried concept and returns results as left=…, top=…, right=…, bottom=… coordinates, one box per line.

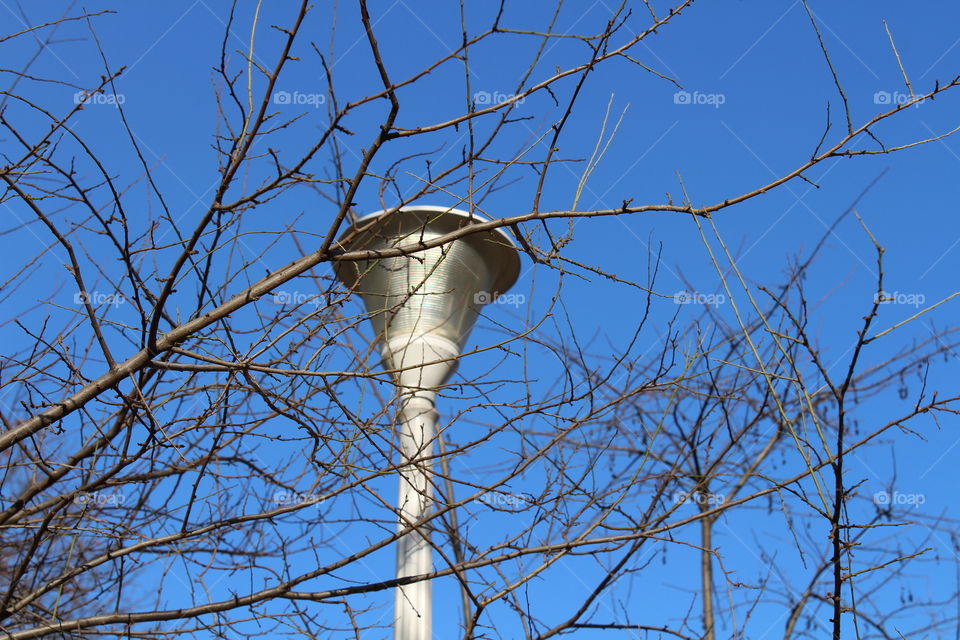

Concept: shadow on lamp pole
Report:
left=334, top=206, right=521, bottom=640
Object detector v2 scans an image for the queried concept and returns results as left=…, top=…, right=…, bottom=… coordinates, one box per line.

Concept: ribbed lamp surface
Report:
left=334, top=206, right=520, bottom=350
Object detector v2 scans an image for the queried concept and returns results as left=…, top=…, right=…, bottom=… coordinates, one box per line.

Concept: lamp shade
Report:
left=333, top=206, right=520, bottom=369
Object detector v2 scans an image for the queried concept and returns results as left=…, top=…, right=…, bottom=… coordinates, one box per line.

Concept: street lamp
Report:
left=334, top=205, right=521, bottom=640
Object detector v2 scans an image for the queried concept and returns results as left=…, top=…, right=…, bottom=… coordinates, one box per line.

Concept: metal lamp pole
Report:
left=334, top=206, right=520, bottom=640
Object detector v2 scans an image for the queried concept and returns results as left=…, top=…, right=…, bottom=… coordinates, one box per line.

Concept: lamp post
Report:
left=334, top=206, right=520, bottom=640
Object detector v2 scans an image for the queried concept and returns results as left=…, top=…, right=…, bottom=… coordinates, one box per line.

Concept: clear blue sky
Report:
left=2, top=1, right=960, bottom=638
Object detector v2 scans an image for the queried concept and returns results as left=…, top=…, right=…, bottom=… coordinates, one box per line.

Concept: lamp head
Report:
left=334, top=206, right=520, bottom=389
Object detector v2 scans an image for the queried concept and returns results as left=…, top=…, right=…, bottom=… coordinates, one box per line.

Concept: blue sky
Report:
left=2, top=1, right=960, bottom=638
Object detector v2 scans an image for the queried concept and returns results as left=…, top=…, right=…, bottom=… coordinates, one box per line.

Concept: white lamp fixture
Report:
left=334, top=205, right=521, bottom=640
